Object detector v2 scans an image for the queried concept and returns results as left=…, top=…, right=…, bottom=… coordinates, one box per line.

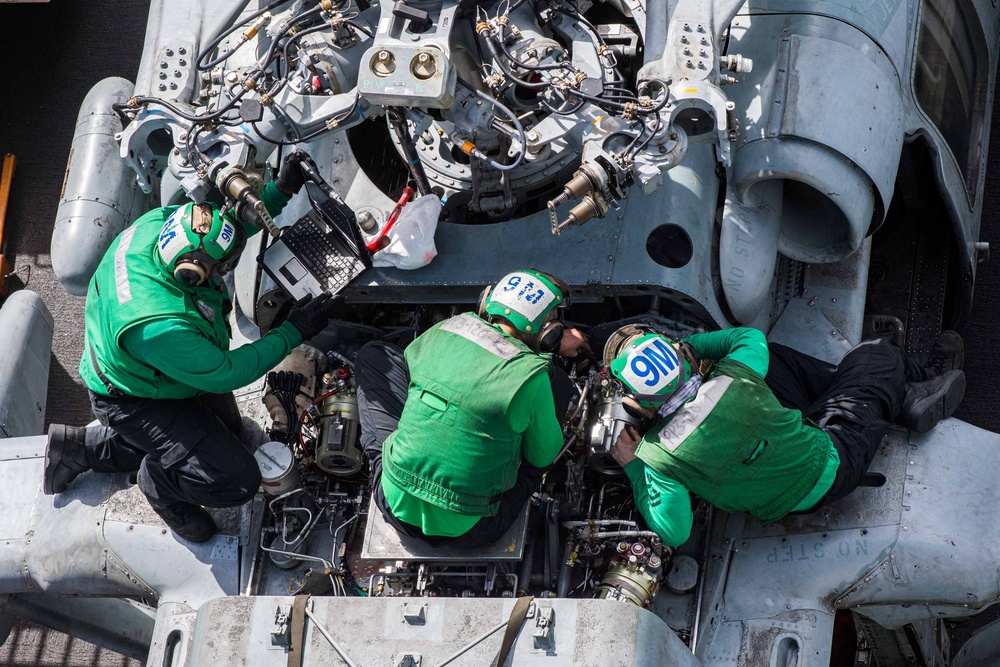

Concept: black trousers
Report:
left=83, top=390, right=261, bottom=507
left=764, top=339, right=930, bottom=505
left=354, top=341, right=572, bottom=548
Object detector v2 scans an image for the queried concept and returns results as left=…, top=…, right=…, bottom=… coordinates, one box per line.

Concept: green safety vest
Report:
left=79, top=207, right=232, bottom=399
left=636, top=358, right=830, bottom=521
left=382, top=313, right=551, bottom=516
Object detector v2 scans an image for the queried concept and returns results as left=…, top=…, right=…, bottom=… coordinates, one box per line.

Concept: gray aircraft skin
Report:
left=1, top=0, right=999, bottom=664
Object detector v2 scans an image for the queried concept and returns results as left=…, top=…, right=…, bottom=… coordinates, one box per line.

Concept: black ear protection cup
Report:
left=621, top=395, right=653, bottom=420
left=174, top=260, right=208, bottom=287
left=536, top=320, right=565, bottom=354
left=476, top=285, right=492, bottom=319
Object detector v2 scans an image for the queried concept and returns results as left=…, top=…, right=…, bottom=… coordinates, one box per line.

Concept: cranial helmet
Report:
left=606, top=325, right=691, bottom=410
left=477, top=269, right=568, bottom=353
left=156, top=202, right=247, bottom=287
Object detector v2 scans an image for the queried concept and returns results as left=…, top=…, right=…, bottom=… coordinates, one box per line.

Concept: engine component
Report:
left=315, top=376, right=364, bottom=476
left=586, top=383, right=642, bottom=475
left=593, top=541, right=663, bottom=608
left=254, top=441, right=301, bottom=497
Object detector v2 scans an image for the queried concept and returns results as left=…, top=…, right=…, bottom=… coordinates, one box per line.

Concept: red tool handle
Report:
left=366, top=186, right=415, bottom=253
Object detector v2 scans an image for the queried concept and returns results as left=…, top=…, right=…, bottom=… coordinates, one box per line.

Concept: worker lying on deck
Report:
left=606, top=326, right=965, bottom=547
left=43, top=151, right=340, bottom=544
left=354, top=269, right=591, bottom=548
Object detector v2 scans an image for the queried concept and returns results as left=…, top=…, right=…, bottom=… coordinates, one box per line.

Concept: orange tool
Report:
left=366, top=186, right=415, bottom=253
left=0, top=154, right=16, bottom=298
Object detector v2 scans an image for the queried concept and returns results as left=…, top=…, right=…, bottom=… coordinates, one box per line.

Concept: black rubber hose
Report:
left=387, top=107, right=432, bottom=196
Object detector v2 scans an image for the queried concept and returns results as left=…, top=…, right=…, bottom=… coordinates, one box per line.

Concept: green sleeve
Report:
left=684, top=327, right=769, bottom=377
left=623, top=459, right=694, bottom=547
left=228, top=181, right=292, bottom=239
left=122, top=318, right=303, bottom=394
left=508, top=371, right=564, bottom=468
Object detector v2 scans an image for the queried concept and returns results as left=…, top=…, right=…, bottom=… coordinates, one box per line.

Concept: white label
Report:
left=217, top=220, right=236, bottom=252
left=490, top=272, right=557, bottom=323
left=621, top=338, right=680, bottom=393
left=157, top=210, right=191, bottom=267
left=440, top=313, right=520, bottom=360
left=657, top=376, right=732, bottom=451
left=114, top=226, right=138, bottom=305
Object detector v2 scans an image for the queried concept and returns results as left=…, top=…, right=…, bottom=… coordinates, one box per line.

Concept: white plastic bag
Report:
left=371, top=194, right=442, bottom=270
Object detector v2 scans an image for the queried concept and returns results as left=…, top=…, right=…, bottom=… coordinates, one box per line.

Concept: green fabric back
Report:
left=636, top=358, right=830, bottom=521
left=383, top=313, right=550, bottom=516
left=80, top=208, right=230, bottom=399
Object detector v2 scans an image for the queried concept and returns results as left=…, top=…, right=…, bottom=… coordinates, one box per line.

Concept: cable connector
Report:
left=243, top=12, right=272, bottom=41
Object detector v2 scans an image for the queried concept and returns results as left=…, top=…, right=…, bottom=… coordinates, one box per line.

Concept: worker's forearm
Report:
left=132, top=321, right=303, bottom=394
left=623, top=459, right=694, bottom=547
left=684, top=327, right=769, bottom=377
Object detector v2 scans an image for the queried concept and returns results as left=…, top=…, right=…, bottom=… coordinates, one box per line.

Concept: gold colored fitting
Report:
left=243, top=77, right=258, bottom=91
left=320, top=0, right=334, bottom=10
left=475, top=20, right=490, bottom=34
left=259, top=93, right=272, bottom=107
left=325, top=118, right=340, bottom=130
left=622, top=101, right=637, bottom=120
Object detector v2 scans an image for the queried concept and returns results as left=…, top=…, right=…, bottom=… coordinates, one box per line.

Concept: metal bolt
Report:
left=159, top=60, right=168, bottom=69
left=178, top=47, right=187, bottom=55
left=158, top=84, right=167, bottom=91
left=607, top=256, right=614, bottom=261
left=417, top=52, right=430, bottom=64
left=378, top=50, right=391, bottom=62
left=170, top=82, right=178, bottom=90
left=159, top=72, right=167, bottom=80
left=526, top=130, right=540, bottom=143
left=700, top=50, right=708, bottom=58
left=686, top=60, right=694, bottom=68
left=680, top=36, right=689, bottom=44
left=683, top=47, right=691, bottom=56
left=683, top=23, right=691, bottom=31
left=165, top=48, right=174, bottom=56
left=179, top=58, right=187, bottom=66
left=902, top=526, right=908, bottom=531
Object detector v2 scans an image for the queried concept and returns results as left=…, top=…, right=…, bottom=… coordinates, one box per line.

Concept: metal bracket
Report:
left=532, top=605, right=555, bottom=651
left=270, top=604, right=291, bottom=647
left=400, top=601, right=427, bottom=625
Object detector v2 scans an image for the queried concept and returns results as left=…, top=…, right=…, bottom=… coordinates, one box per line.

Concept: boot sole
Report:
left=909, top=371, right=966, bottom=434
left=43, top=424, right=69, bottom=495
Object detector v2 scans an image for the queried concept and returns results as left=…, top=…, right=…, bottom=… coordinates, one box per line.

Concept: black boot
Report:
left=145, top=496, right=217, bottom=543
left=897, top=370, right=966, bottom=433
left=928, top=330, right=964, bottom=376
left=44, top=425, right=91, bottom=495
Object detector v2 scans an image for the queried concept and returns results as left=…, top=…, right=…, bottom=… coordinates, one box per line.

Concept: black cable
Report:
left=344, top=19, right=374, bottom=38
left=197, top=0, right=300, bottom=71
left=251, top=95, right=359, bottom=146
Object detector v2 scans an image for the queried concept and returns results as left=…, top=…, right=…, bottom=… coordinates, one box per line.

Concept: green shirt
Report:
left=381, top=314, right=563, bottom=537
left=382, top=368, right=562, bottom=536
left=81, top=182, right=297, bottom=398
left=122, top=319, right=301, bottom=395
left=624, top=328, right=840, bottom=547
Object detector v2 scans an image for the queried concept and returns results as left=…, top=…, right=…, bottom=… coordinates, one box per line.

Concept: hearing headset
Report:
left=171, top=204, right=247, bottom=287
left=476, top=283, right=567, bottom=354
left=603, top=324, right=696, bottom=419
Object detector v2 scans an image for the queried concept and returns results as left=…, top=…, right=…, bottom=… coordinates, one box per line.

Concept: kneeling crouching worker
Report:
left=354, top=270, right=591, bottom=548
left=607, top=326, right=965, bottom=547
left=43, top=151, right=341, bottom=543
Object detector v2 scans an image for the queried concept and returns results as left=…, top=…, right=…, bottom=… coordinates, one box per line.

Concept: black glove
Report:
left=285, top=292, right=341, bottom=339
left=274, top=150, right=313, bottom=196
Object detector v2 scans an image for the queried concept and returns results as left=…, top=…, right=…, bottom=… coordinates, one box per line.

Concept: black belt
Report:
left=88, top=343, right=125, bottom=398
